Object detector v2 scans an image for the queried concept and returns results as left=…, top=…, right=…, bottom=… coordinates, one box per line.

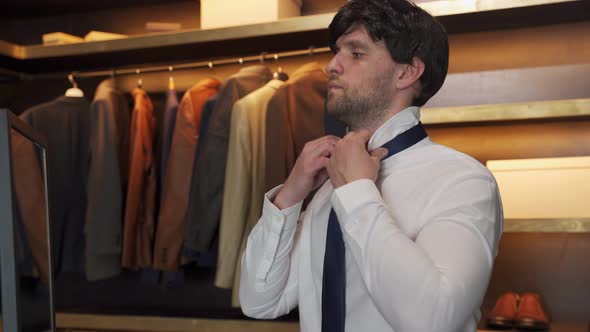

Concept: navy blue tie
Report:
left=321, top=122, right=428, bottom=332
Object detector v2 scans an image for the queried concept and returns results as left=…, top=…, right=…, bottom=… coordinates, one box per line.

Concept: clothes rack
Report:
left=3, top=46, right=331, bottom=81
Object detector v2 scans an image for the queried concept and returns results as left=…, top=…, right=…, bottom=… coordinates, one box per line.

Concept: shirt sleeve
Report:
left=331, top=174, right=502, bottom=332
left=239, top=185, right=304, bottom=319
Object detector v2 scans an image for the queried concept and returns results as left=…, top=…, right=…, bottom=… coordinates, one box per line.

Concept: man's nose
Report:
left=326, top=53, right=343, bottom=76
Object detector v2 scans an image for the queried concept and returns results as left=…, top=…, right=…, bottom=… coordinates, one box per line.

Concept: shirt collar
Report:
left=367, top=106, right=421, bottom=151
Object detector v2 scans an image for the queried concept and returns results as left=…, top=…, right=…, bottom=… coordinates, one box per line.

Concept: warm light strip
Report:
left=503, top=218, right=590, bottom=232
left=421, top=98, right=590, bottom=124
left=417, top=0, right=577, bottom=17
left=487, top=156, right=590, bottom=219
left=487, top=156, right=590, bottom=172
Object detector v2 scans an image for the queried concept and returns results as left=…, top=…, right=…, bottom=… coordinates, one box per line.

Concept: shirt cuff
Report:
left=262, top=185, right=303, bottom=234
left=331, top=179, right=382, bottom=227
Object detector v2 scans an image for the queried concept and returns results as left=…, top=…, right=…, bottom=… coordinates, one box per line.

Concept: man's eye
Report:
left=352, top=52, right=363, bottom=59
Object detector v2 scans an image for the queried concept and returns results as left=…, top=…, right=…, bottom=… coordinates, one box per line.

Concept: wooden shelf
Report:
left=0, top=13, right=335, bottom=61
left=503, top=219, right=590, bottom=233
left=0, top=0, right=589, bottom=73
left=479, top=323, right=589, bottom=332
left=422, top=98, right=590, bottom=125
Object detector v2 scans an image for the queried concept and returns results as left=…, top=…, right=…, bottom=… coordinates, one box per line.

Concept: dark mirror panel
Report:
left=10, top=128, right=52, bottom=332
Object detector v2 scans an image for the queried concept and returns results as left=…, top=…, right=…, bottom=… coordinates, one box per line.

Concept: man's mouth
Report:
left=328, top=81, right=343, bottom=90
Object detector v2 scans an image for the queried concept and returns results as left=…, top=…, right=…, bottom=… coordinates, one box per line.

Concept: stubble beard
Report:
left=326, top=71, right=394, bottom=132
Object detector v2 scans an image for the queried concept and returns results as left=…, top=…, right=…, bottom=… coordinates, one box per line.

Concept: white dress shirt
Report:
left=240, top=106, right=503, bottom=332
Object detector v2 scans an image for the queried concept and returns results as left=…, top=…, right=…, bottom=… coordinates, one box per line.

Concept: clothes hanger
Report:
left=136, top=68, right=143, bottom=89
left=272, top=53, right=289, bottom=81
left=65, top=73, right=84, bottom=97
left=259, top=52, right=267, bottom=65
left=168, top=66, right=175, bottom=91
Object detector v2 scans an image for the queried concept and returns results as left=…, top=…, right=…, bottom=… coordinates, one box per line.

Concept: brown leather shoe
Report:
left=515, top=293, right=550, bottom=330
left=487, top=292, right=520, bottom=329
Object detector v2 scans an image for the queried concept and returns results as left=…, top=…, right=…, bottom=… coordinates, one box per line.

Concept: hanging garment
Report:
left=264, top=62, right=329, bottom=192
left=154, top=78, right=221, bottom=271
left=160, top=88, right=179, bottom=189
left=85, top=79, right=130, bottom=280
left=20, top=96, right=91, bottom=276
left=182, top=94, right=218, bottom=265
left=122, top=88, right=156, bottom=270
left=216, top=79, right=284, bottom=297
left=184, top=65, right=273, bottom=254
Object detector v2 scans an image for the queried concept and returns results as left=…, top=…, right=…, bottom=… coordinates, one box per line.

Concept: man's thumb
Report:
left=370, top=147, right=389, bottom=160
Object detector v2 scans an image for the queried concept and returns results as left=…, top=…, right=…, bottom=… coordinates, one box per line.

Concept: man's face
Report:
left=325, top=25, right=397, bottom=129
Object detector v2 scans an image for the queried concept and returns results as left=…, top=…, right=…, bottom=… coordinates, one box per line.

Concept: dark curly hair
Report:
left=329, top=0, right=449, bottom=106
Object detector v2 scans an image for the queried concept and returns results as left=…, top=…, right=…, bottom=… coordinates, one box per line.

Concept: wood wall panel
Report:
left=449, top=21, right=590, bottom=73
left=426, top=119, right=590, bottom=164
left=426, top=63, right=590, bottom=108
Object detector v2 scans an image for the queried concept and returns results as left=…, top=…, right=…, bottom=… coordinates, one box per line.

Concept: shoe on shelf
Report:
left=514, top=292, right=550, bottom=331
left=487, top=292, right=520, bottom=329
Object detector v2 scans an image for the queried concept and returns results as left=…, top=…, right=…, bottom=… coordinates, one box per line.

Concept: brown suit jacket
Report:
left=153, top=78, right=221, bottom=271
left=264, top=62, right=328, bottom=192
left=122, top=88, right=156, bottom=269
left=184, top=65, right=272, bottom=253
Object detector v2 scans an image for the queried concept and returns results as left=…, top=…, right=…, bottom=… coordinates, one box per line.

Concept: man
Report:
left=239, top=1, right=503, bottom=331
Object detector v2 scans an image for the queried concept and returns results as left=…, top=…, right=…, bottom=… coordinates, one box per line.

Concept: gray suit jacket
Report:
left=85, top=79, right=130, bottom=281
left=21, top=96, right=90, bottom=276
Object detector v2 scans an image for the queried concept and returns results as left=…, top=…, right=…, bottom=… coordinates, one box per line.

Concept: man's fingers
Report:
left=355, top=129, right=372, bottom=143
left=314, top=168, right=330, bottom=188
left=311, top=139, right=338, bottom=158
left=312, top=135, right=341, bottom=147
left=303, top=135, right=340, bottom=155
left=317, top=142, right=336, bottom=158
left=370, top=147, right=389, bottom=161
left=315, top=156, right=331, bottom=170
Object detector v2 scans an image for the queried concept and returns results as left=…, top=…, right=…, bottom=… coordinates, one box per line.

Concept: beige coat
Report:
left=215, top=80, right=285, bottom=304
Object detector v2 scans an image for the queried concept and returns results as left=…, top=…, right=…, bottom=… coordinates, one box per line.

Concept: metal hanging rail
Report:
left=4, top=46, right=331, bottom=81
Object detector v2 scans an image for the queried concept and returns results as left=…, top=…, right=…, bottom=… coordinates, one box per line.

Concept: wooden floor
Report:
left=56, top=313, right=300, bottom=332
left=2, top=313, right=588, bottom=331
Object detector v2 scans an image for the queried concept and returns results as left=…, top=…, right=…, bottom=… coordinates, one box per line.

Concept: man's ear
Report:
left=395, top=57, right=425, bottom=91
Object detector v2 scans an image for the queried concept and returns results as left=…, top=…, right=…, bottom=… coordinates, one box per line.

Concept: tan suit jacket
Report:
left=122, top=88, right=156, bottom=269
left=216, top=80, right=284, bottom=299
left=154, top=78, right=221, bottom=271
left=264, top=62, right=328, bottom=192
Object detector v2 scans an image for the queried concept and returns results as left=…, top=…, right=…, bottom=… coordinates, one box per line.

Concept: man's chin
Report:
left=325, top=104, right=343, bottom=119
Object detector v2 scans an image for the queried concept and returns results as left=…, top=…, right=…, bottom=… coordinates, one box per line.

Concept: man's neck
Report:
left=350, top=102, right=413, bottom=135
